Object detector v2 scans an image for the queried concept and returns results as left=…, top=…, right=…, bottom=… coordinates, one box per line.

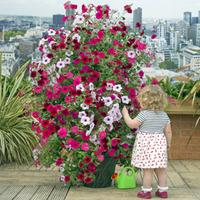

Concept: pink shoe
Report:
left=155, top=190, right=168, bottom=198
left=137, top=191, right=152, bottom=199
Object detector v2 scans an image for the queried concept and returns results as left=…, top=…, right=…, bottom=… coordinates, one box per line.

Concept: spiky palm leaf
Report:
left=0, top=54, right=37, bottom=164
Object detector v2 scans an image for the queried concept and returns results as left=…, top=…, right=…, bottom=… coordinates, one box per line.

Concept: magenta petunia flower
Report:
left=58, top=128, right=67, bottom=139
left=81, top=143, right=89, bottom=151
left=96, top=12, right=103, bottom=19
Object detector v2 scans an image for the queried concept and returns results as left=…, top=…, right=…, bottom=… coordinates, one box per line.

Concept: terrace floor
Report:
left=0, top=160, right=200, bottom=200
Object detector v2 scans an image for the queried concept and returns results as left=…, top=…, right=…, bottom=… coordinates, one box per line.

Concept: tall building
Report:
left=53, top=14, right=65, bottom=29
left=133, top=7, right=142, bottom=29
left=199, top=11, right=200, bottom=24
left=184, top=12, right=192, bottom=26
left=190, top=24, right=200, bottom=47
left=182, top=45, right=200, bottom=71
left=192, top=17, right=199, bottom=25
left=175, top=20, right=190, bottom=40
left=65, top=1, right=75, bottom=30
left=157, top=21, right=166, bottom=39
left=0, top=44, right=16, bottom=76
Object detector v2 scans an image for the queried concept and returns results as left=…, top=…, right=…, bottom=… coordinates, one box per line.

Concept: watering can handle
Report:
left=119, top=166, right=135, bottom=175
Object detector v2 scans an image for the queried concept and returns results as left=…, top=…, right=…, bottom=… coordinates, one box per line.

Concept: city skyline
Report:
left=0, top=0, right=200, bottom=19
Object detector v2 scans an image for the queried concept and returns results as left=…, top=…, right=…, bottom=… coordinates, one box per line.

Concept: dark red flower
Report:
left=77, top=173, right=84, bottom=181
left=124, top=5, right=132, bottom=13
left=152, top=79, right=159, bottom=85
left=83, top=156, right=92, bottom=164
left=64, top=176, right=70, bottom=182
left=31, top=71, right=37, bottom=78
left=151, top=34, right=157, bottom=39
left=79, top=162, right=84, bottom=168
left=84, top=177, right=93, bottom=184
left=88, top=162, right=96, bottom=173
left=136, top=22, right=141, bottom=29
left=84, top=97, right=93, bottom=105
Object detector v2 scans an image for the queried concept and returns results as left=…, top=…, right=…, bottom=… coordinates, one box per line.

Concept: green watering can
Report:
left=116, top=166, right=136, bottom=189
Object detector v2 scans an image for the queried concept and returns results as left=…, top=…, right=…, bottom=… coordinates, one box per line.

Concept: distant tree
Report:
left=4, top=30, right=26, bottom=41
left=159, top=60, right=177, bottom=70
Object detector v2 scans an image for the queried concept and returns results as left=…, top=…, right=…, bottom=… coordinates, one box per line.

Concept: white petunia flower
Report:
left=76, top=84, right=85, bottom=92
left=86, top=122, right=95, bottom=136
left=64, top=57, right=71, bottom=65
left=89, top=83, right=95, bottom=91
left=48, top=28, right=56, bottom=36
left=64, top=30, right=71, bottom=38
left=113, top=103, right=120, bottom=110
left=65, top=51, right=73, bottom=57
left=59, top=167, right=65, bottom=173
left=127, top=50, right=135, bottom=58
left=42, top=56, right=51, bottom=65
left=121, top=96, right=131, bottom=104
left=91, top=91, right=96, bottom=99
left=113, top=84, right=122, bottom=93
left=80, top=103, right=89, bottom=110
left=106, top=83, right=113, bottom=90
left=78, top=111, right=87, bottom=118
left=74, top=15, right=85, bottom=25
left=81, top=116, right=91, bottom=126
left=103, top=97, right=113, bottom=107
left=56, top=60, right=65, bottom=69
left=126, top=133, right=134, bottom=139
left=103, top=116, right=114, bottom=125
left=72, top=34, right=81, bottom=42
left=60, top=175, right=65, bottom=182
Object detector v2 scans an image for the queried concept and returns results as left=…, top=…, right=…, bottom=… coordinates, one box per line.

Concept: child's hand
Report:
left=122, top=106, right=128, bottom=115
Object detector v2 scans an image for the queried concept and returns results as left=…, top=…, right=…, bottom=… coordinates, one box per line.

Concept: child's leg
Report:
left=143, top=168, right=154, bottom=189
left=154, top=168, right=167, bottom=187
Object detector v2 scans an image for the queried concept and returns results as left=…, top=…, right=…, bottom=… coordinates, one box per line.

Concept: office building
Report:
left=184, top=12, right=192, bottom=25
left=133, top=7, right=142, bottom=29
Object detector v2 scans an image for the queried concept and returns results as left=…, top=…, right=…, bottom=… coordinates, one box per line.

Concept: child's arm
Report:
left=122, top=106, right=141, bottom=129
left=164, top=123, right=172, bottom=149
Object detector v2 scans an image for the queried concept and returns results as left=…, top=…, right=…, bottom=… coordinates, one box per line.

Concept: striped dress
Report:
left=131, top=110, right=170, bottom=168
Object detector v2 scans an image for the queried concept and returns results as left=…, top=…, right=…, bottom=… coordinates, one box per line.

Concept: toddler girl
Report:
left=122, top=85, right=172, bottom=199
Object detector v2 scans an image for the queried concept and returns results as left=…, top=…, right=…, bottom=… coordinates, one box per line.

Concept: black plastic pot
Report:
left=84, top=153, right=117, bottom=188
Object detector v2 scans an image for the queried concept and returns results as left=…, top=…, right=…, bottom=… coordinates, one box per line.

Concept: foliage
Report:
left=0, top=55, right=37, bottom=164
left=4, top=30, right=26, bottom=41
left=30, top=3, right=155, bottom=186
left=146, top=76, right=200, bottom=100
left=159, top=60, right=177, bottom=70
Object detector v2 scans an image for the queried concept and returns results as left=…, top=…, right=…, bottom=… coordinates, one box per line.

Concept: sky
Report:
left=0, top=0, right=200, bottom=19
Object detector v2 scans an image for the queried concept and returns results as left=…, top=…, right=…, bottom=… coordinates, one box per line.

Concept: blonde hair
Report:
left=137, top=85, right=168, bottom=111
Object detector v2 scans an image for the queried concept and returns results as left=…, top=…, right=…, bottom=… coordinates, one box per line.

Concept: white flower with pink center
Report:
left=121, top=96, right=131, bottom=104
left=113, top=84, right=122, bottom=93
left=103, top=116, right=114, bottom=125
left=74, top=15, right=85, bottom=25
left=42, top=56, right=51, bottom=65
left=106, top=83, right=113, bottom=90
left=56, top=60, right=65, bottom=69
left=86, top=122, right=95, bottom=136
left=89, top=83, right=95, bottom=91
left=103, top=97, right=113, bottom=107
left=127, top=50, right=135, bottom=58
left=65, top=57, right=71, bottom=65
left=48, top=28, right=56, bottom=36
left=76, top=84, right=85, bottom=92
left=78, top=111, right=87, bottom=118
left=81, top=116, right=90, bottom=126
left=72, top=34, right=81, bottom=42
left=91, top=91, right=96, bottom=99
left=66, top=51, right=73, bottom=57
left=80, top=103, right=89, bottom=110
